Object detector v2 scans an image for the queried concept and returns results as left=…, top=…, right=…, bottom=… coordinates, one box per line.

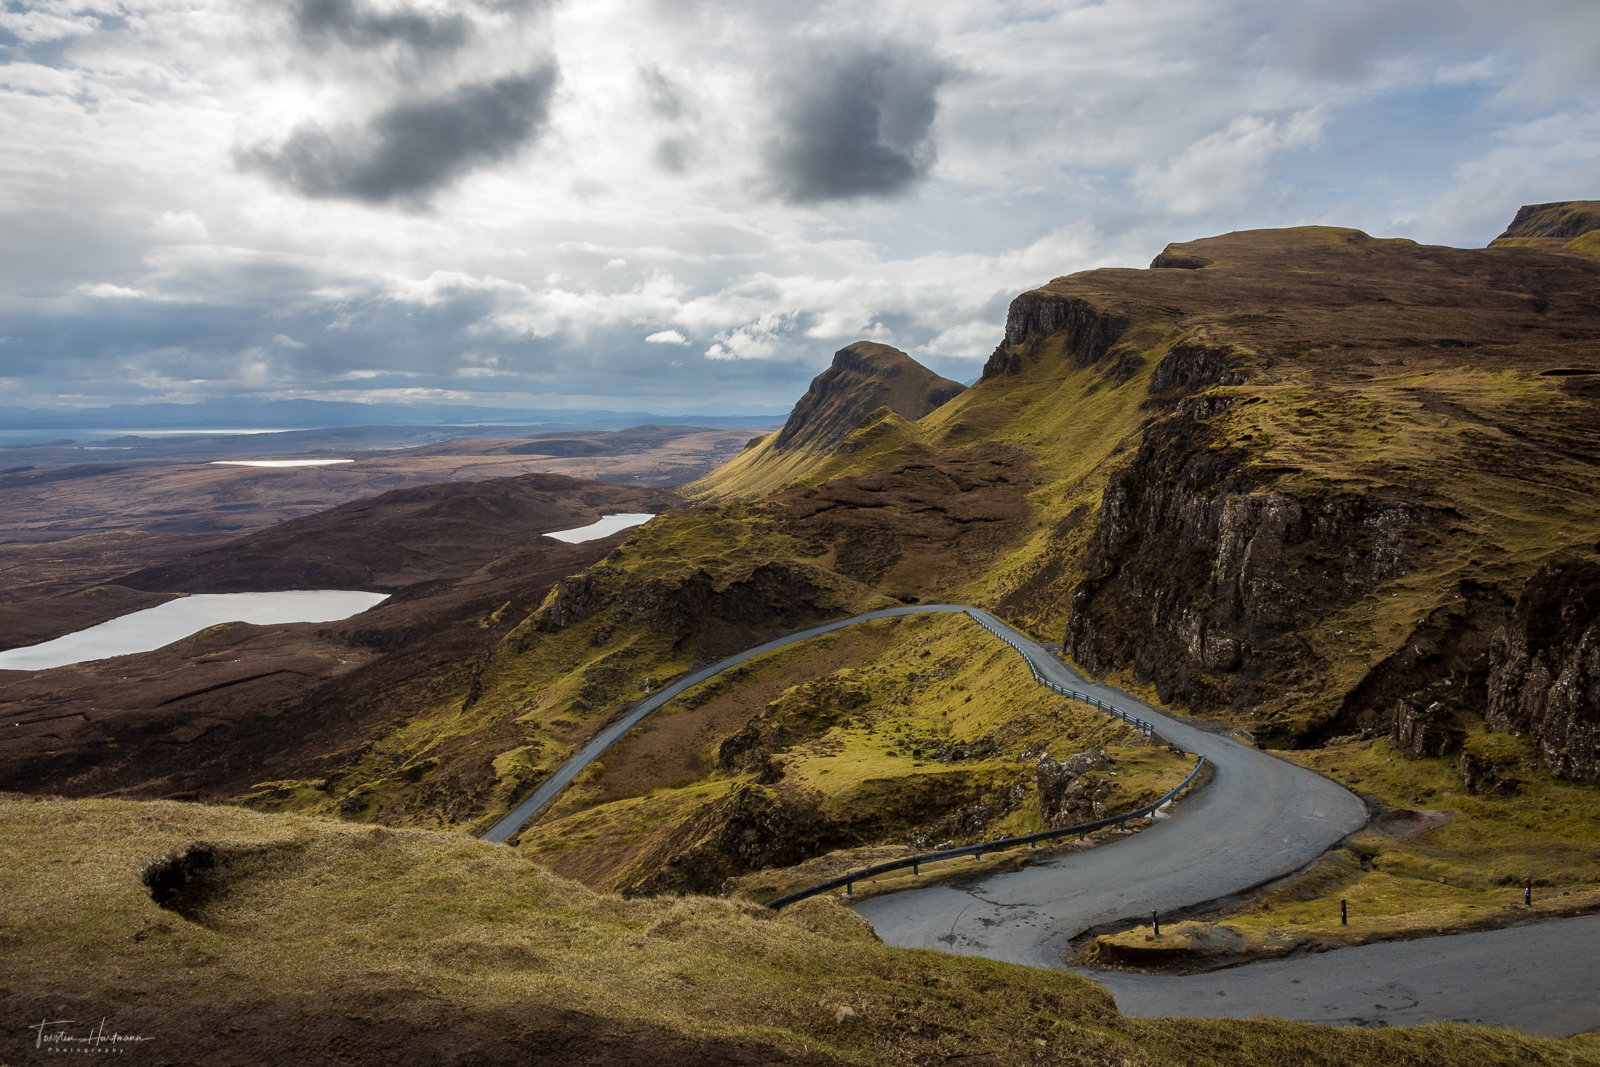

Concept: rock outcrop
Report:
left=1486, top=559, right=1600, bottom=783
left=771, top=342, right=964, bottom=454
left=983, top=292, right=1129, bottom=378
left=1495, top=200, right=1600, bottom=242
left=689, top=341, right=964, bottom=500
left=1035, top=748, right=1111, bottom=827
left=1064, top=402, right=1438, bottom=734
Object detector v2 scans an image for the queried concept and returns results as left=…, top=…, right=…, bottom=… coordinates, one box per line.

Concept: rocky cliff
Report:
left=1486, top=559, right=1600, bottom=783
left=688, top=342, right=963, bottom=501
left=1018, top=222, right=1600, bottom=768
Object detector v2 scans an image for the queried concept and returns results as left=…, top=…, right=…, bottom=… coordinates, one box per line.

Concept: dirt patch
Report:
left=1374, top=808, right=1453, bottom=839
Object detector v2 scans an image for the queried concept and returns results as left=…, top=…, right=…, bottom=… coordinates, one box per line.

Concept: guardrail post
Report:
left=913, top=861, right=919, bottom=876
left=846, top=880, right=853, bottom=897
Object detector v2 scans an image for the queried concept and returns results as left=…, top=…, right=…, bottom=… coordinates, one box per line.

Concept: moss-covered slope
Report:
left=6, top=793, right=1595, bottom=1066
left=689, top=341, right=964, bottom=502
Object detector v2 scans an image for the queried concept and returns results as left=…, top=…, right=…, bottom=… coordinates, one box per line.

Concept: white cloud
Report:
left=78, top=283, right=149, bottom=299
left=1134, top=109, right=1327, bottom=215
left=272, top=333, right=306, bottom=348
left=3, top=0, right=1599, bottom=409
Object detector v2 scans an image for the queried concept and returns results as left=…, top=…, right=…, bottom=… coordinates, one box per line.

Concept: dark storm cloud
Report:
left=293, top=0, right=471, bottom=53
left=761, top=42, right=947, bottom=203
left=238, top=65, right=557, bottom=204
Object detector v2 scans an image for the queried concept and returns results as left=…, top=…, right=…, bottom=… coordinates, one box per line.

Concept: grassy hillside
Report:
left=689, top=341, right=964, bottom=502
left=5, top=792, right=1596, bottom=1066
left=513, top=611, right=1192, bottom=898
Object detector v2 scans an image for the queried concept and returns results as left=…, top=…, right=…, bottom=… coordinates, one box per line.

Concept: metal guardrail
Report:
left=966, top=614, right=1158, bottom=738
left=765, top=754, right=1208, bottom=909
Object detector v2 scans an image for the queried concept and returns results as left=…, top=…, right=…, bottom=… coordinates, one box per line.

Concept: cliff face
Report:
left=1487, top=559, right=1600, bottom=783
left=1025, top=223, right=1600, bottom=759
left=1495, top=200, right=1600, bottom=241
left=982, top=292, right=1130, bottom=379
left=772, top=342, right=963, bottom=453
left=688, top=342, right=964, bottom=501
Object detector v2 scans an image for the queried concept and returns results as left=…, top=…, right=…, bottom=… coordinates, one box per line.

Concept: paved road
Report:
left=486, top=603, right=1594, bottom=1037
left=1081, top=914, right=1600, bottom=1037
left=481, top=604, right=970, bottom=842
left=854, top=609, right=1369, bottom=968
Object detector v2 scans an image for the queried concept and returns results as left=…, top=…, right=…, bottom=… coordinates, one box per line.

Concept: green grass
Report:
left=6, top=793, right=1596, bottom=1066
left=516, top=613, right=1194, bottom=897
left=1099, top=731, right=1600, bottom=962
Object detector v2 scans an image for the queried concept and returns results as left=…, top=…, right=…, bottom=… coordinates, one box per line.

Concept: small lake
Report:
left=210, top=459, right=355, bottom=468
left=545, top=513, right=655, bottom=543
left=0, top=590, right=390, bottom=671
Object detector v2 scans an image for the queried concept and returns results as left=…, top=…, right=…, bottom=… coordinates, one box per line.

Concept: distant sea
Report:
left=0, top=428, right=299, bottom=446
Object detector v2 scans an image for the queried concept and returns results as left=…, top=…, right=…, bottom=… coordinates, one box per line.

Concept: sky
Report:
left=2, top=0, right=1598, bottom=415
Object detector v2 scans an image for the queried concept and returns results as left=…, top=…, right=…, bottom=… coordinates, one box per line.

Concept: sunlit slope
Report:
left=688, top=341, right=963, bottom=502
left=916, top=225, right=1600, bottom=753
left=8, top=794, right=1595, bottom=1067
left=179, top=220, right=1599, bottom=836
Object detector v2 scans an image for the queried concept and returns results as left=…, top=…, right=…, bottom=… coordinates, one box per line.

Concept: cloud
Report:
left=1134, top=108, right=1326, bottom=215
left=238, top=65, right=558, bottom=204
left=273, top=333, right=306, bottom=348
left=293, top=0, right=471, bottom=54
left=645, top=329, right=688, bottom=344
left=78, top=282, right=148, bottom=299
left=761, top=41, right=948, bottom=203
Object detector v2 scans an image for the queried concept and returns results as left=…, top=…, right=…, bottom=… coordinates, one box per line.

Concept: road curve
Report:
left=854, top=609, right=1369, bottom=969
left=1081, top=914, right=1600, bottom=1038
left=481, top=604, right=970, bottom=843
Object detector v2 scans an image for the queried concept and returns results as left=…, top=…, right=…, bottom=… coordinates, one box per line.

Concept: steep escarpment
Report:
left=1495, top=200, right=1600, bottom=241
left=689, top=342, right=963, bottom=501
left=1486, top=559, right=1600, bottom=783
left=1039, top=224, right=1600, bottom=762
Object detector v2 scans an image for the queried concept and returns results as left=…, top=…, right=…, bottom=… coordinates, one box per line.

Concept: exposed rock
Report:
left=1148, top=341, right=1252, bottom=397
left=1065, top=404, right=1438, bottom=732
left=1495, top=200, right=1600, bottom=241
left=1459, top=750, right=1521, bottom=796
left=1390, top=699, right=1463, bottom=758
left=1330, top=583, right=1507, bottom=746
left=690, top=341, right=965, bottom=501
left=1035, top=749, right=1110, bottom=828
left=770, top=342, right=963, bottom=455
left=1486, top=559, right=1600, bottom=783
left=982, top=292, right=1129, bottom=378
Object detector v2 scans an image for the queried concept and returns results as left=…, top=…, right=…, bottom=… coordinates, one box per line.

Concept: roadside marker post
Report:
left=1152, top=911, right=1160, bottom=937
left=1340, top=898, right=1347, bottom=925
left=1524, top=877, right=1531, bottom=906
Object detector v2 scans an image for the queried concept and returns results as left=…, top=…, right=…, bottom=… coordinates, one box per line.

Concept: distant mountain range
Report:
left=0, top=398, right=789, bottom=433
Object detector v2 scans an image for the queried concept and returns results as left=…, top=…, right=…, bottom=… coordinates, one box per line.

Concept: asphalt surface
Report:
left=484, top=603, right=1593, bottom=1038
left=855, top=607, right=1369, bottom=969
left=480, top=604, right=969, bottom=843
left=1081, top=914, right=1600, bottom=1037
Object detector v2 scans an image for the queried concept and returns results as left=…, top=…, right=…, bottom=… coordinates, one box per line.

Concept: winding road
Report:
left=485, top=604, right=1598, bottom=1037
left=481, top=604, right=973, bottom=843
left=852, top=609, right=1368, bottom=968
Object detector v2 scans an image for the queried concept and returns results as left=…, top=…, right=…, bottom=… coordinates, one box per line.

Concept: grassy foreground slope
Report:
left=4, top=793, right=1595, bottom=1067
